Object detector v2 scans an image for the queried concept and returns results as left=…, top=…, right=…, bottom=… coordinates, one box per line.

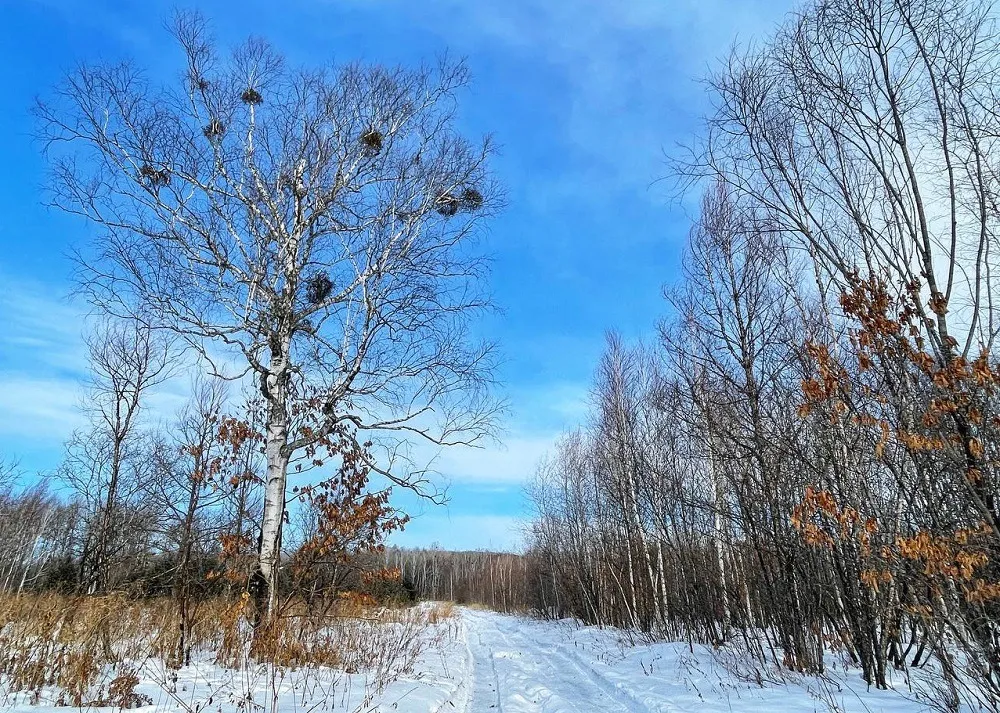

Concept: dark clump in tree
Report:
left=139, top=164, right=170, bottom=187
left=460, top=187, right=483, bottom=211
left=241, top=87, right=263, bottom=105
left=202, top=118, right=225, bottom=140
left=305, top=273, right=333, bottom=305
left=360, top=128, right=383, bottom=154
left=435, top=192, right=460, bottom=217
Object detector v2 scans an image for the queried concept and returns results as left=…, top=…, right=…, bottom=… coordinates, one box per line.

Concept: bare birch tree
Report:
left=38, top=12, right=500, bottom=619
left=691, top=0, right=1000, bottom=361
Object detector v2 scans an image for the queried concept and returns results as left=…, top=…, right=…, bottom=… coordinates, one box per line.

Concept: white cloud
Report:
left=0, top=376, right=87, bottom=441
left=0, top=281, right=89, bottom=377
left=0, top=278, right=89, bottom=449
left=392, top=379, right=590, bottom=489
left=389, top=513, right=525, bottom=552
left=509, top=380, right=589, bottom=430
left=378, top=0, right=791, bottom=203
left=433, top=433, right=556, bottom=486
left=0, top=277, right=204, bottom=459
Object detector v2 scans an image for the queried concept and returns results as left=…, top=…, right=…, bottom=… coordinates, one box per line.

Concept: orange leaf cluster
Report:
left=289, top=430, right=408, bottom=601
left=791, top=487, right=879, bottom=554
left=894, top=525, right=992, bottom=581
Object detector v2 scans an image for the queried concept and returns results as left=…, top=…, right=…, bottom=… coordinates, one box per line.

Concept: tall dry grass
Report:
left=0, top=593, right=456, bottom=710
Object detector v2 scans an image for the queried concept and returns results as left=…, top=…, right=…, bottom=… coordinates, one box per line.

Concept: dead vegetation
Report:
left=0, top=593, right=456, bottom=709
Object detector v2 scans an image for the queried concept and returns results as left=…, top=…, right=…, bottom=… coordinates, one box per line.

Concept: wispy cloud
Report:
left=508, top=380, right=589, bottom=431
left=0, top=277, right=198, bottom=462
left=374, top=0, right=790, bottom=205
left=0, top=376, right=86, bottom=441
left=0, top=279, right=88, bottom=378
left=0, top=277, right=89, bottom=449
left=433, top=433, right=555, bottom=486
left=390, top=513, right=525, bottom=552
left=393, top=378, right=589, bottom=491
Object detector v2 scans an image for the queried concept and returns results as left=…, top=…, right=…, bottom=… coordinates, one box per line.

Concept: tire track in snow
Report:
left=464, top=613, right=504, bottom=712
left=429, top=616, right=475, bottom=713
left=537, top=640, right=660, bottom=713
left=463, top=609, right=648, bottom=713
left=487, top=632, right=503, bottom=713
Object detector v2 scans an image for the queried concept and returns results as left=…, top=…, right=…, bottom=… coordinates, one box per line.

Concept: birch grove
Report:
left=513, top=1, right=1000, bottom=709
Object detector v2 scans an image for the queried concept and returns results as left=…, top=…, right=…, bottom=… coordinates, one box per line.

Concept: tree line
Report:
left=384, top=547, right=535, bottom=613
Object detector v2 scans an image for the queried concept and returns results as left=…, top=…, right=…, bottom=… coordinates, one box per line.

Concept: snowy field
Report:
left=7, top=608, right=936, bottom=713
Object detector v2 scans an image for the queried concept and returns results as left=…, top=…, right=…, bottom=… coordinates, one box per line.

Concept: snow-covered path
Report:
left=464, top=609, right=642, bottom=712
left=454, top=609, right=924, bottom=713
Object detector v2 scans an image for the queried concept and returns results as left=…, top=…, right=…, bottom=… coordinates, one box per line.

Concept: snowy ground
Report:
left=456, top=610, right=928, bottom=713
left=8, top=608, right=936, bottom=713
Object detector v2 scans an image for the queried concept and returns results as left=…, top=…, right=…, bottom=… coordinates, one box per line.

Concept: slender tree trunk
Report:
left=707, top=436, right=731, bottom=639
left=92, top=438, right=123, bottom=594
left=174, top=454, right=202, bottom=666
left=256, top=337, right=292, bottom=625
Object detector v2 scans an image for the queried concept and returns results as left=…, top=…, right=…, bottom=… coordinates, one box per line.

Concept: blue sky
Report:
left=0, top=0, right=789, bottom=550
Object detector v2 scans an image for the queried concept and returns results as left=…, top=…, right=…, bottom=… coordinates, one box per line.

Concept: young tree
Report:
left=284, top=434, right=408, bottom=619
left=40, top=12, right=500, bottom=620
left=149, top=376, right=233, bottom=665
left=60, top=319, right=174, bottom=593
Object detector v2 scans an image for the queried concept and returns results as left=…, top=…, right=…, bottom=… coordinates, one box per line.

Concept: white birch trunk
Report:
left=258, top=334, right=292, bottom=619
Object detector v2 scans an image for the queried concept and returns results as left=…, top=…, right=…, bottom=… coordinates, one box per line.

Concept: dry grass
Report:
left=0, top=593, right=457, bottom=709
left=462, top=601, right=496, bottom=612
left=427, top=601, right=456, bottom=624
left=0, top=593, right=194, bottom=705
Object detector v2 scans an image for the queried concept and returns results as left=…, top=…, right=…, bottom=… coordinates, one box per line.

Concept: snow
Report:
left=5, top=608, right=932, bottom=713
left=460, top=610, right=925, bottom=713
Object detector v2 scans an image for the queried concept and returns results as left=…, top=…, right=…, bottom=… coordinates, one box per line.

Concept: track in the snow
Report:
left=463, top=609, right=655, bottom=713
